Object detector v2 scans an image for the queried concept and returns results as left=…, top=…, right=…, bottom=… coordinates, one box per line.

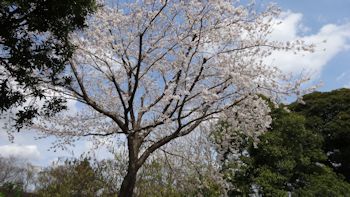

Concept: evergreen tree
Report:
left=291, top=88, right=350, bottom=181
left=0, top=0, right=96, bottom=130
left=216, top=107, right=350, bottom=196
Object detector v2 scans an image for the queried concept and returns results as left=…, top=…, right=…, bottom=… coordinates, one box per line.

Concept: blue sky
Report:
left=1, top=0, right=350, bottom=166
left=271, top=0, right=350, bottom=90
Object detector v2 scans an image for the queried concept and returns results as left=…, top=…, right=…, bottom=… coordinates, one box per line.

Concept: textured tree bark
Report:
left=118, top=134, right=142, bottom=197
left=118, top=165, right=139, bottom=197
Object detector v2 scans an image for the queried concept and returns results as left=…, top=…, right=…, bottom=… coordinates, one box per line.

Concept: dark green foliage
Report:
left=294, top=168, right=350, bottom=197
left=290, top=88, right=350, bottom=181
left=0, top=182, right=24, bottom=197
left=0, top=0, right=96, bottom=130
left=0, top=182, right=37, bottom=197
left=221, top=107, right=350, bottom=196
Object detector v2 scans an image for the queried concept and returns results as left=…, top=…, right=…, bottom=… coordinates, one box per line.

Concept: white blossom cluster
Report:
left=33, top=0, right=314, bottom=163
left=224, top=95, right=272, bottom=140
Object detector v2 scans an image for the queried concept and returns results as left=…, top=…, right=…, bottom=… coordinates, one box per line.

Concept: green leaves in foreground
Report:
left=0, top=0, right=97, bottom=130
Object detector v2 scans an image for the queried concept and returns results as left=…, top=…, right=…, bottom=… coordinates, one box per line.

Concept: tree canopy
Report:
left=290, top=88, right=350, bottom=181
left=0, top=0, right=96, bottom=130
left=213, top=90, right=350, bottom=196
left=30, top=1, right=314, bottom=195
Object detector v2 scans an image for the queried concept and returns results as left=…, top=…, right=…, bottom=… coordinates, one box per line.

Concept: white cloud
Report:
left=269, top=11, right=304, bottom=41
left=0, top=144, right=40, bottom=160
left=267, top=12, right=350, bottom=78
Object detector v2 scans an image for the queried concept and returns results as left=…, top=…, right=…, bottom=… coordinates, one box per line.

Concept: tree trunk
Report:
left=118, top=134, right=142, bottom=197
left=118, top=164, right=139, bottom=197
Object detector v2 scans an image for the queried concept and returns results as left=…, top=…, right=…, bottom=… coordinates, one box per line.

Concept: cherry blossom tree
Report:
left=33, top=0, right=314, bottom=195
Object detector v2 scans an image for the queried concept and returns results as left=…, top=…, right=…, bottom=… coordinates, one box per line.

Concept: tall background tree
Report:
left=212, top=89, right=350, bottom=196
left=290, top=88, right=350, bottom=182
left=0, top=0, right=96, bottom=131
left=32, top=1, right=314, bottom=196
left=239, top=108, right=349, bottom=196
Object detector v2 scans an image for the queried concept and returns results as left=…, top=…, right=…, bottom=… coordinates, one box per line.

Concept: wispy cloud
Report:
left=267, top=11, right=350, bottom=79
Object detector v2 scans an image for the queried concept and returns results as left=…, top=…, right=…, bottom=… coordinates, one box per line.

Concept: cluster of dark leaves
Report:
left=0, top=0, right=97, bottom=130
left=215, top=89, right=350, bottom=196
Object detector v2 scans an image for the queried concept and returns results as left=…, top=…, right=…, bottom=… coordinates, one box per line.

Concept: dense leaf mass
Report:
left=290, top=88, right=350, bottom=182
left=215, top=90, right=350, bottom=196
left=0, top=0, right=96, bottom=130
